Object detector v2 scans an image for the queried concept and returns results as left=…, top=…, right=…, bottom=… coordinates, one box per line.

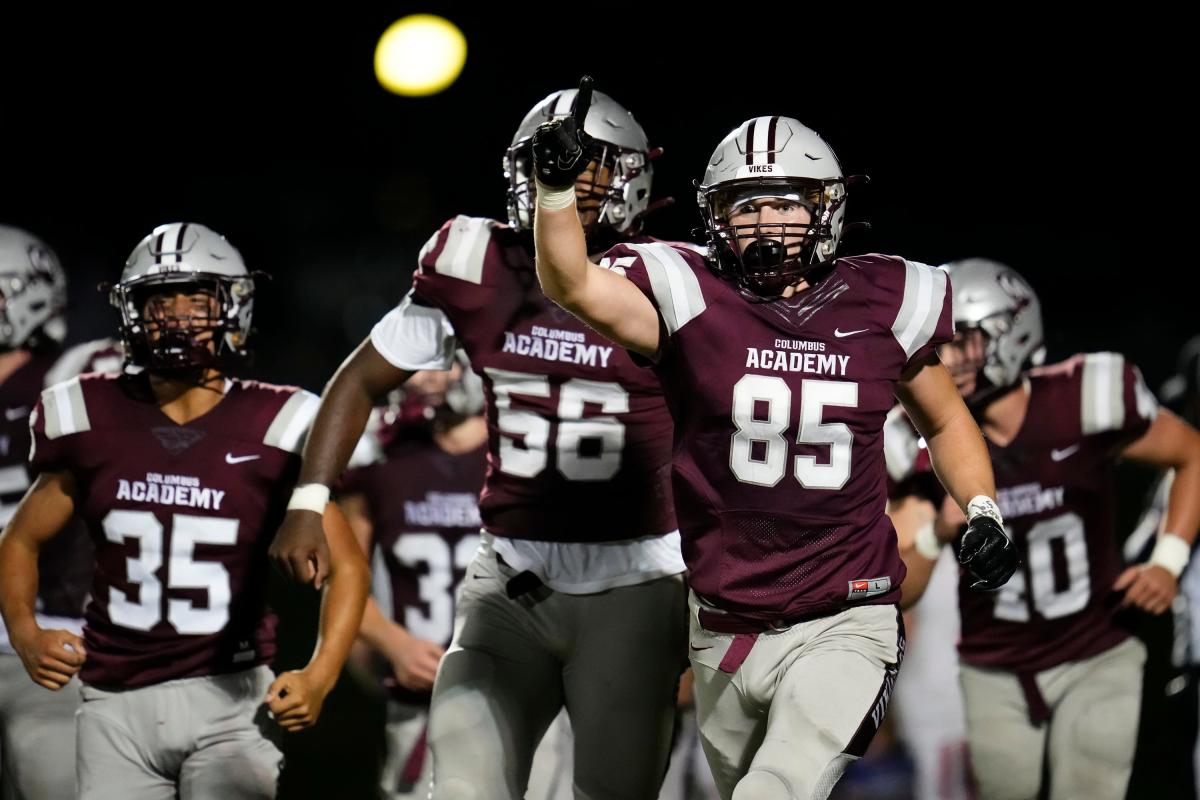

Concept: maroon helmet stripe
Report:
left=744, top=119, right=757, bottom=165
left=175, top=223, right=188, bottom=265
left=767, top=116, right=780, bottom=164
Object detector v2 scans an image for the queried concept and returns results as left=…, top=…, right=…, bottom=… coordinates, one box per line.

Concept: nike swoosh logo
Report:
left=689, top=644, right=714, bottom=652
left=834, top=328, right=868, bottom=338
left=225, top=453, right=261, bottom=464
left=1050, top=444, right=1081, bottom=462
left=4, top=406, right=30, bottom=421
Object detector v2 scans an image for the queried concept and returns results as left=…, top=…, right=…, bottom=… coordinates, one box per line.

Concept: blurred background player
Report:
left=338, top=360, right=488, bottom=798
left=0, top=222, right=369, bottom=799
left=0, top=223, right=121, bottom=799
left=888, top=258, right=1200, bottom=800
left=270, top=87, right=688, bottom=798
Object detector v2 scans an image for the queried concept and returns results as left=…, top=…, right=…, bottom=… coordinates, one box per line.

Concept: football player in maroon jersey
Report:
left=532, top=78, right=1015, bottom=798
left=271, top=87, right=688, bottom=798
left=885, top=258, right=1200, bottom=800
left=0, top=224, right=122, bottom=799
left=0, top=222, right=369, bottom=799
left=340, top=361, right=487, bottom=798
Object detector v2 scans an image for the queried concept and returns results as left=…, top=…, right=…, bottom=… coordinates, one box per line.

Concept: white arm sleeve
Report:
left=369, top=291, right=458, bottom=371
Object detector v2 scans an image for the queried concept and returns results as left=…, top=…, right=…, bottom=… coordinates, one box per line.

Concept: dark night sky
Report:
left=0, top=9, right=1178, bottom=390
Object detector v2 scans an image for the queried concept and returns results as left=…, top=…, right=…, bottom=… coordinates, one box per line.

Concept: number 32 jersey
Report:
left=30, top=374, right=318, bottom=688
left=605, top=242, right=955, bottom=622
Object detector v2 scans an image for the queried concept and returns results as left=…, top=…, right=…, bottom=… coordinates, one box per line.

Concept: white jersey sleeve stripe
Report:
left=892, top=260, right=947, bottom=359
left=433, top=216, right=489, bottom=284
left=41, top=377, right=90, bottom=440
left=370, top=291, right=458, bottom=371
left=264, top=391, right=320, bottom=454
left=630, top=243, right=706, bottom=335
left=1082, top=353, right=1124, bottom=434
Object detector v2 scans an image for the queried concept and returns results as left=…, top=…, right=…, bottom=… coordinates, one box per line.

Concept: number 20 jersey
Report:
left=605, top=242, right=955, bottom=622
left=29, top=374, right=317, bottom=688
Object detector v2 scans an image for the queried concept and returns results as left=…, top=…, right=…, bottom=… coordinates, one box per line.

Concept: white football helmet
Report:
left=0, top=224, right=68, bottom=350
left=110, top=222, right=259, bottom=371
left=698, top=117, right=849, bottom=295
left=504, top=88, right=653, bottom=234
left=941, top=258, right=1045, bottom=404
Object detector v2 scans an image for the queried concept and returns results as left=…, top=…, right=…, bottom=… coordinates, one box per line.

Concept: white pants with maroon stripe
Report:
left=959, top=636, right=1145, bottom=800
left=76, top=665, right=283, bottom=799
left=687, top=594, right=904, bottom=800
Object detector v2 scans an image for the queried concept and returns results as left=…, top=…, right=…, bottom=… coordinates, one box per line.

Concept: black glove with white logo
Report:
left=531, top=75, right=594, bottom=190
left=958, top=498, right=1019, bottom=591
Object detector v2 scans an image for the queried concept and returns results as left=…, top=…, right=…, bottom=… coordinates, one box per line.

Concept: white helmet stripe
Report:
left=743, top=118, right=757, bottom=165
left=551, top=91, right=573, bottom=116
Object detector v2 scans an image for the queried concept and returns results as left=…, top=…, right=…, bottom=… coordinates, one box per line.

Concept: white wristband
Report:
left=1149, top=533, right=1191, bottom=578
left=967, top=495, right=1004, bottom=526
left=287, top=483, right=330, bottom=515
left=535, top=180, right=577, bottom=210
left=914, top=522, right=943, bottom=560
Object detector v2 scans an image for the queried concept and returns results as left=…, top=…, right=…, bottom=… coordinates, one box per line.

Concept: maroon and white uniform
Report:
left=370, top=216, right=683, bottom=590
left=603, top=242, right=953, bottom=798
left=605, top=242, right=954, bottom=619
left=958, top=354, right=1156, bottom=671
left=0, top=340, right=120, bottom=800
left=341, top=428, right=486, bottom=696
left=0, top=341, right=122, bottom=647
left=370, top=217, right=687, bottom=799
left=29, top=372, right=319, bottom=688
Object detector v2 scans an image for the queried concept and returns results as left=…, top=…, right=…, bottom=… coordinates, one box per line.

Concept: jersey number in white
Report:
left=729, top=376, right=858, bottom=490
left=486, top=369, right=628, bottom=481
left=103, top=510, right=239, bottom=635
left=391, top=533, right=481, bottom=644
left=993, top=511, right=1090, bottom=622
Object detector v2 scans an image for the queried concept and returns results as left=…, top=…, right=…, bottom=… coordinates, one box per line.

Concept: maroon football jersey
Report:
left=409, top=216, right=675, bottom=544
left=341, top=427, right=486, bottom=703
left=29, top=373, right=320, bottom=688
left=955, top=354, right=1157, bottom=672
left=605, top=242, right=954, bottom=621
left=1, top=340, right=122, bottom=619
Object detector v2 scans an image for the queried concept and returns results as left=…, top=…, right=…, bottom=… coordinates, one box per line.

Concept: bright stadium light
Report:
left=374, top=15, right=467, bottom=97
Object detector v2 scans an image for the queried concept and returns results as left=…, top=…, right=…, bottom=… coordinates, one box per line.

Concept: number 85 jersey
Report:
left=604, top=242, right=954, bottom=622
left=29, top=373, right=317, bottom=688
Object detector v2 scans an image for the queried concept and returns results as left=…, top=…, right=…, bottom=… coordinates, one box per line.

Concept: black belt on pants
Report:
left=496, top=553, right=544, bottom=599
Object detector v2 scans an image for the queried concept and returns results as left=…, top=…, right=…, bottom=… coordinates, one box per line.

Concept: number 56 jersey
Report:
left=29, top=373, right=319, bottom=689
left=375, top=217, right=677, bottom=545
left=604, top=242, right=955, bottom=622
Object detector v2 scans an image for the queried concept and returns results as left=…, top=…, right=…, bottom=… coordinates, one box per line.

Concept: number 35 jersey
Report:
left=606, top=242, right=955, bottom=622
left=29, top=373, right=319, bottom=689
left=377, top=217, right=677, bottom=544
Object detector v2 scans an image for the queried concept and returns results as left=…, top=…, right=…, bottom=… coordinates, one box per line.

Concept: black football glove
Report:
left=959, top=515, right=1018, bottom=591
left=531, top=75, right=595, bottom=190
